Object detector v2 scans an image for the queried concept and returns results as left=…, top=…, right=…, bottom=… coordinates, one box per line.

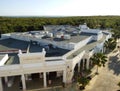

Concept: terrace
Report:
left=41, top=33, right=90, bottom=43
left=67, top=33, right=108, bottom=59
left=0, top=38, right=29, bottom=53
left=0, top=38, right=69, bottom=65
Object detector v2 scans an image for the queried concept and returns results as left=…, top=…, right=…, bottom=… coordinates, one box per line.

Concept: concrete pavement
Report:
left=85, top=49, right=120, bottom=91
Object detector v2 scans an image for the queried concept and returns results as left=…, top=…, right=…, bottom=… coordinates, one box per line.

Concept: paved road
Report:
left=85, top=50, right=120, bottom=91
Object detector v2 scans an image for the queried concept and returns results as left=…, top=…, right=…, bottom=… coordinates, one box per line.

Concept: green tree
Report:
left=111, top=29, right=120, bottom=39
left=90, top=52, right=107, bottom=74
left=78, top=77, right=89, bottom=87
left=0, top=16, right=120, bottom=33
left=104, top=38, right=117, bottom=52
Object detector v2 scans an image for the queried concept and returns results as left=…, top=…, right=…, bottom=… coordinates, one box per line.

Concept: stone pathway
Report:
left=85, top=50, right=120, bottom=91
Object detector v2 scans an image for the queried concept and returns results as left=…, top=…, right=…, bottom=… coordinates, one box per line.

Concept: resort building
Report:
left=0, top=24, right=111, bottom=91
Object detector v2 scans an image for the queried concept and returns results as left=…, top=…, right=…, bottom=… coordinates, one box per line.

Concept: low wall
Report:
left=45, top=56, right=63, bottom=61
left=63, top=36, right=92, bottom=59
left=0, top=60, right=66, bottom=77
left=81, top=29, right=101, bottom=34
left=18, top=52, right=45, bottom=64
left=75, top=36, right=92, bottom=49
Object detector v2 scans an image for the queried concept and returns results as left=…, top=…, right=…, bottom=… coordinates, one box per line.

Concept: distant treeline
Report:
left=0, top=16, right=120, bottom=33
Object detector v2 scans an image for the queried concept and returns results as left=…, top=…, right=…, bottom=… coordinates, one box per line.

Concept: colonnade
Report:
left=0, top=70, right=66, bottom=91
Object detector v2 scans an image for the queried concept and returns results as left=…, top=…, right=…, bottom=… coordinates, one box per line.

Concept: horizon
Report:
left=0, top=15, right=120, bottom=18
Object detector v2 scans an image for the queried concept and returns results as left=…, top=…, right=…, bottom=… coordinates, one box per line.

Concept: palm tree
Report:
left=104, top=38, right=117, bottom=53
left=111, top=29, right=120, bottom=40
left=90, top=52, right=107, bottom=74
left=77, top=76, right=89, bottom=90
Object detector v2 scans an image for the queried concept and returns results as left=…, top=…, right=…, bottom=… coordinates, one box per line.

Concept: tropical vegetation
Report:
left=77, top=76, right=90, bottom=90
left=90, top=52, right=107, bottom=74
left=104, top=38, right=117, bottom=52
left=0, top=16, right=120, bottom=33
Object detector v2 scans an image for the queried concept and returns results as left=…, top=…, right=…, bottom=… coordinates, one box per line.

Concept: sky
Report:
left=0, top=0, right=120, bottom=16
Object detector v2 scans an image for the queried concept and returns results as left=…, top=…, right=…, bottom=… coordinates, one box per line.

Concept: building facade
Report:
left=0, top=24, right=111, bottom=91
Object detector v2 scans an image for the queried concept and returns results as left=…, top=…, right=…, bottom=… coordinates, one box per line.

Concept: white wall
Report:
left=81, top=29, right=102, bottom=34
left=91, top=33, right=103, bottom=41
left=18, top=52, right=45, bottom=64
left=11, top=33, right=30, bottom=42
left=89, top=50, right=95, bottom=57
left=64, top=50, right=85, bottom=83
left=45, top=56, right=63, bottom=61
left=72, top=50, right=85, bottom=70
left=79, top=24, right=89, bottom=30
left=80, top=29, right=103, bottom=41
left=104, top=32, right=112, bottom=41
left=75, top=36, right=92, bottom=49
left=97, top=33, right=103, bottom=40
left=0, top=34, right=11, bottom=40
left=0, top=60, right=66, bottom=77
left=0, top=30, right=112, bottom=84
left=63, top=36, right=92, bottom=59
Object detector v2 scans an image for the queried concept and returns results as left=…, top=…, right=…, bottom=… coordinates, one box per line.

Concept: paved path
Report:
left=85, top=50, right=120, bottom=91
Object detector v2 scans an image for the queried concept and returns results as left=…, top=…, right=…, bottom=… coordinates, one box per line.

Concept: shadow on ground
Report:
left=108, top=53, right=120, bottom=75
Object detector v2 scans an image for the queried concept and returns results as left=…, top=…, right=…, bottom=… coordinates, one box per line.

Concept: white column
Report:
left=78, top=62, right=80, bottom=72
left=5, top=77, right=8, bottom=85
left=63, top=70, right=66, bottom=83
left=39, top=73, right=43, bottom=78
left=83, top=60, right=85, bottom=70
left=43, top=72, right=47, bottom=88
left=86, top=59, right=89, bottom=69
left=0, top=78, right=3, bottom=91
left=21, top=74, right=26, bottom=91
